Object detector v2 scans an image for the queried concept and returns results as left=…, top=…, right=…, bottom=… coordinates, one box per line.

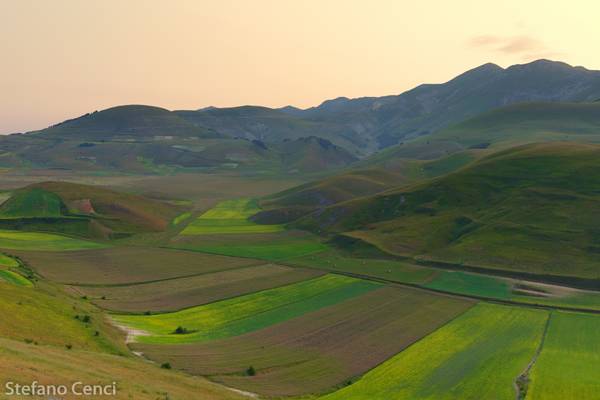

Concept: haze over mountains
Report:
left=3, top=59, right=600, bottom=174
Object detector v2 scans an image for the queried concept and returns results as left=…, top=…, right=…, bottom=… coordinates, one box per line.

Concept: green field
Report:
left=526, top=312, right=600, bottom=399
left=425, top=270, right=600, bottom=311
left=0, top=270, right=32, bottom=286
left=172, top=211, right=192, bottom=225
left=424, top=271, right=512, bottom=299
left=289, top=251, right=435, bottom=284
left=321, top=303, right=548, bottom=400
left=0, top=230, right=107, bottom=251
left=0, top=253, right=19, bottom=268
left=182, top=238, right=328, bottom=260
left=181, top=198, right=283, bottom=234
left=113, top=275, right=380, bottom=344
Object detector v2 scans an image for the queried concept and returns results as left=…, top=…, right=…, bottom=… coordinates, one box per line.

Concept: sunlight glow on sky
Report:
left=1, top=0, right=599, bottom=133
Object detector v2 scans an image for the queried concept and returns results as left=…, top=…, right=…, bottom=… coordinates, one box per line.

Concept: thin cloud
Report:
left=469, top=35, right=559, bottom=60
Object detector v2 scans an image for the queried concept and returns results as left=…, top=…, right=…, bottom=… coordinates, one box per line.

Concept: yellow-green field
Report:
left=0, top=253, right=19, bottom=268
left=113, top=274, right=380, bottom=344
left=0, top=230, right=107, bottom=251
left=526, top=312, right=600, bottom=400
left=321, top=303, right=548, bottom=400
left=0, top=270, right=32, bottom=286
left=0, top=252, right=32, bottom=286
left=180, top=198, right=283, bottom=234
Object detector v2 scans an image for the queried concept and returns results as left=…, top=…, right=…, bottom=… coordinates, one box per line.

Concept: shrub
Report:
left=246, top=366, right=256, bottom=376
left=173, top=326, right=188, bottom=334
left=160, top=363, right=171, bottom=369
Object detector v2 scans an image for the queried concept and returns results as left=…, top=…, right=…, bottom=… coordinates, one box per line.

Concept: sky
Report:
left=1, top=0, right=599, bottom=134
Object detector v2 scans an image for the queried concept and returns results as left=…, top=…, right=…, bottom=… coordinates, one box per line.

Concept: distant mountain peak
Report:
left=506, top=59, right=582, bottom=72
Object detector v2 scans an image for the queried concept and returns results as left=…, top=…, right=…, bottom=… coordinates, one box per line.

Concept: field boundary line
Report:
left=63, top=262, right=267, bottom=287
left=514, top=311, right=553, bottom=400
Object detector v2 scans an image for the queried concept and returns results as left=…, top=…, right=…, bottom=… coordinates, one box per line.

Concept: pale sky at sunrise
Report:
left=1, top=0, right=599, bottom=134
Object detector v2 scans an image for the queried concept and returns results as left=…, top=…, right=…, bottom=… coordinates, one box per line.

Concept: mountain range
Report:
left=3, top=59, right=600, bottom=174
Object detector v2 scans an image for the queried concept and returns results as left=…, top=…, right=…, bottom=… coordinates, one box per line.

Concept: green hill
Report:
left=253, top=169, right=403, bottom=224
left=38, top=105, right=219, bottom=140
left=295, top=143, right=600, bottom=285
left=175, top=106, right=369, bottom=155
left=0, top=182, right=186, bottom=239
left=0, top=188, right=66, bottom=218
left=372, top=102, right=600, bottom=162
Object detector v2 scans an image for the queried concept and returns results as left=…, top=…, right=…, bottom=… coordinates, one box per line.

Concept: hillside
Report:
left=294, top=143, right=600, bottom=285
left=37, top=105, right=219, bottom=140
left=175, top=106, right=370, bottom=155
left=0, top=109, right=357, bottom=174
left=254, top=169, right=404, bottom=224
left=384, top=102, right=600, bottom=159
left=5, top=60, right=599, bottom=172
left=298, top=60, right=600, bottom=148
left=0, top=181, right=185, bottom=239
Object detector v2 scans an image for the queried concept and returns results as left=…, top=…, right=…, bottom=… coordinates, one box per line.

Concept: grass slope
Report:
left=322, top=303, right=547, bottom=400
left=253, top=169, right=404, bottom=224
left=113, top=275, right=379, bottom=344
left=364, top=101, right=600, bottom=163
left=0, top=281, right=124, bottom=353
left=0, top=337, right=244, bottom=400
left=526, top=312, right=600, bottom=400
left=299, top=143, right=600, bottom=282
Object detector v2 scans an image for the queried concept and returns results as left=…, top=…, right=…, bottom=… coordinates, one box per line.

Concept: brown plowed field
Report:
left=16, top=246, right=256, bottom=285
left=75, top=264, right=324, bottom=313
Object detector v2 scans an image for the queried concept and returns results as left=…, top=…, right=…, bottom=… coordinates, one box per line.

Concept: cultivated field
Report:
left=75, top=264, right=324, bottom=313
left=526, top=312, right=600, bottom=399
left=0, top=230, right=106, bottom=251
left=171, top=230, right=328, bottom=261
left=292, top=253, right=600, bottom=311
left=134, top=286, right=473, bottom=397
left=424, top=271, right=512, bottom=299
left=288, top=251, right=436, bottom=284
left=321, top=303, right=548, bottom=400
left=113, top=274, right=380, bottom=344
left=181, top=198, right=283, bottom=235
left=16, top=246, right=255, bottom=284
